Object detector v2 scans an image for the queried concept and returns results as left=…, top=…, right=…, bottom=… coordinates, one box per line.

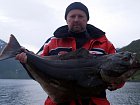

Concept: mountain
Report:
left=118, top=39, right=140, bottom=60
left=0, top=39, right=7, bottom=52
left=118, top=39, right=140, bottom=81
left=0, top=39, right=30, bottom=79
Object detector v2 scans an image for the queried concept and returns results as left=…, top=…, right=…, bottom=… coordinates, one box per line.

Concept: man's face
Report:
left=66, top=9, right=88, bottom=33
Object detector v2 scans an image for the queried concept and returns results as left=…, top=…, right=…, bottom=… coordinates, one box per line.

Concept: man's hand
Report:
left=107, top=82, right=125, bottom=91
left=15, top=52, right=27, bottom=63
left=107, top=83, right=118, bottom=91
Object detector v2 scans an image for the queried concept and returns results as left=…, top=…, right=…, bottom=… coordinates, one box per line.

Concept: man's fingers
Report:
left=15, top=52, right=27, bottom=63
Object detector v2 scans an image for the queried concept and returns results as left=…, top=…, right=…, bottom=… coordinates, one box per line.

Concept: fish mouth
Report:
left=124, top=51, right=135, bottom=60
left=116, top=52, right=138, bottom=68
left=124, top=52, right=140, bottom=68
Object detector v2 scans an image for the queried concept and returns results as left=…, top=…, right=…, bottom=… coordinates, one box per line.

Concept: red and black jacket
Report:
left=36, top=24, right=123, bottom=105
left=39, top=24, right=115, bottom=56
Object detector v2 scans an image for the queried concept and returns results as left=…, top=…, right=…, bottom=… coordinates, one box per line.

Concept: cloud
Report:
left=0, top=0, right=140, bottom=51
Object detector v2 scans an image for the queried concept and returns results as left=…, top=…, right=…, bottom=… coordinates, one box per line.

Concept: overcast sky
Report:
left=0, top=0, right=140, bottom=53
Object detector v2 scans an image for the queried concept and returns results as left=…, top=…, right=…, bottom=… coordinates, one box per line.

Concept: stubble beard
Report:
left=69, top=25, right=86, bottom=33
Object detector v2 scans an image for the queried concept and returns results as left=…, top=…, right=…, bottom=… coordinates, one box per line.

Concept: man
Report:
left=16, top=2, right=124, bottom=105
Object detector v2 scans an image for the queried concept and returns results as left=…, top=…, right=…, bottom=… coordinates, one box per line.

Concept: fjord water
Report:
left=0, top=79, right=140, bottom=105
left=0, top=79, right=46, bottom=105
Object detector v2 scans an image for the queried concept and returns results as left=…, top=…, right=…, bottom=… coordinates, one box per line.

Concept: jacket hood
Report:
left=54, top=24, right=105, bottom=38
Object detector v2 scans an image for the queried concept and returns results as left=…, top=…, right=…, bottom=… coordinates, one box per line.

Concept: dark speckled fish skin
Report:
left=0, top=35, right=140, bottom=103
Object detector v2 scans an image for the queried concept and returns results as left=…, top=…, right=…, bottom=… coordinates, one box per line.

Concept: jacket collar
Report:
left=53, top=24, right=105, bottom=38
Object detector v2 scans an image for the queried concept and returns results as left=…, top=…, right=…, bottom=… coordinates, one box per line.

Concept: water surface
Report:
left=0, top=79, right=46, bottom=105
left=0, top=79, right=140, bottom=105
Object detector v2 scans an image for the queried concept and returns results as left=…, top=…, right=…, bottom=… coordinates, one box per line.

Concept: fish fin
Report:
left=0, top=34, right=21, bottom=60
left=59, top=48, right=91, bottom=60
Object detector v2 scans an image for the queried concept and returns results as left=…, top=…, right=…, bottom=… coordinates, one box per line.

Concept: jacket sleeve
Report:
left=107, top=42, right=116, bottom=54
left=40, top=44, right=49, bottom=56
left=37, top=37, right=52, bottom=56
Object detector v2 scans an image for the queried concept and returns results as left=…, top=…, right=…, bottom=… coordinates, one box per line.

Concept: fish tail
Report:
left=0, top=34, right=21, bottom=60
